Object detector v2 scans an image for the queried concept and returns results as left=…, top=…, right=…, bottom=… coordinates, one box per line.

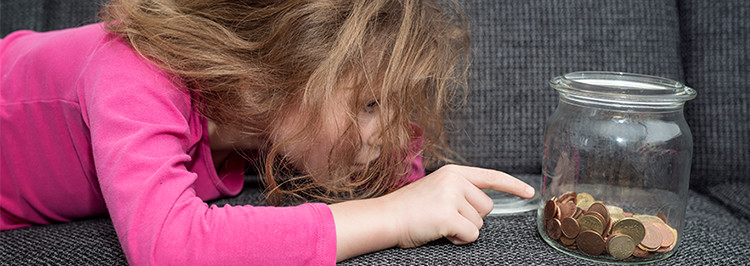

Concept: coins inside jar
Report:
left=542, top=191, right=678, bottom=260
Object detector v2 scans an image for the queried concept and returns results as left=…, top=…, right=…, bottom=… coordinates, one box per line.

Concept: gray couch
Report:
left=2, top=0, right=748, bottom=265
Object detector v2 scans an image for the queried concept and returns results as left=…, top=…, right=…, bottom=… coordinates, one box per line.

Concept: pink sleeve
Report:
left=402, top=123, right=426, bottom=184
left=83, top=43, right=335, bottom=265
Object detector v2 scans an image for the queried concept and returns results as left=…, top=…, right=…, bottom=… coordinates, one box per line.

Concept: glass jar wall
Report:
left=538, top=72, right=696, bottom=264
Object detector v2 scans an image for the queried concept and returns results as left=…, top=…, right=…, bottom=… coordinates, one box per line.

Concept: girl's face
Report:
left=275, top=87, right=383, bottom=177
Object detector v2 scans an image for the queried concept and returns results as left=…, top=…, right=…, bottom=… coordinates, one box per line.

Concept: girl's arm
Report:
left=83, top=40, right=336, bottom=264
left=331, top=165, right=535, bottom=261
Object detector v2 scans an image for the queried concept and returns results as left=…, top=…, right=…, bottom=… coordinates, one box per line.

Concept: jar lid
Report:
left=550, top=71, right=696, bottom=108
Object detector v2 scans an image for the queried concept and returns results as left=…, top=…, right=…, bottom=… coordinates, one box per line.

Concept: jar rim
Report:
left=550, top=71, right=697, bottom=104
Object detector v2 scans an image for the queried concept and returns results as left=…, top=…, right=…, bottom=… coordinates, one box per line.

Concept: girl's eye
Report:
left=364, top=101, right=379, bottom=114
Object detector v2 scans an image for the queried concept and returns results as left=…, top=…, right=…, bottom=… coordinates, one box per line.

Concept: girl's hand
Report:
left=381, top=164, right=535, bottom=248
left=330, top=164, right=534, bottom=261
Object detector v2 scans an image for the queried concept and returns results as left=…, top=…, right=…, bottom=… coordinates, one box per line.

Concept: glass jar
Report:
left=537, top=71, right=696, bottom=264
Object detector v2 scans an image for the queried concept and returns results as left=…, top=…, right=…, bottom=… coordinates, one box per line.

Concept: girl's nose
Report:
left=367, top=131, right=383, bottom=147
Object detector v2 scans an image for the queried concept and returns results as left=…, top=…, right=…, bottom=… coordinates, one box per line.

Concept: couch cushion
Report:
left=708, top=181, right=750, bottom=221
left=341, top=189, right=750, bottom=265
left=678, top=0, right=750, bottom=190
left=450, top=0, right=684, bottom=176
left=0, top=0, right=104, bottom=36
left=2, top=180, right=747, bottom=265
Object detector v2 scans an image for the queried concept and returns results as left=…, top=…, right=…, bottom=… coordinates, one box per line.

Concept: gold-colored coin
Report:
left=606, top=205, right=625, bottom=224
left=576, top=193, right=595, bottom=210
left=611, top=217, right=646, bottom=244
left=606, top=233, right=636, bottom=260
left=633, top=214, right=664, bottom=225
left=578, top=214, right=604, bottom=235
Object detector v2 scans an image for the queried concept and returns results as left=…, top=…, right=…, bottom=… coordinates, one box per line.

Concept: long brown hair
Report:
left=101, top=0, right=470, bottom=204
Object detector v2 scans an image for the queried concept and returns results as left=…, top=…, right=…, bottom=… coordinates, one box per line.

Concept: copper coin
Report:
left=561, top=217, right=580, bottom=238
left=559, top=201, right=577, bottom=219
left=543, top=200, right=557, bottom=221
left=656, top=228, right=677, bottom=253
left=639, top=222, right=663, bottom=251
left=576, top=230, right=606, bottom=256
left=651, top=221, right=675, bottom=248
left=588, top=202, right=610, bottom=223
left=558, top=191, right=577, bottom=204
left=656, top=241, right=675, bottom=253
left=632, top=245, right=653, bottom=259
left=546, top=218, right=562, bottom=240
left=606, top=233, right=636, bottom=260
left=560, top=235, right=577, bottom=246
left=657, top=212, right=668, bottom=224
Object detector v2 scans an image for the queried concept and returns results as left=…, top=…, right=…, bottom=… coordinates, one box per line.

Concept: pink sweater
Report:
left=0, top=24, right=425, bottom=265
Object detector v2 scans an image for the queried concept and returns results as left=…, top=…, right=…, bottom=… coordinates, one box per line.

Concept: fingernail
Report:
left=526, top=186, right=535, bottom=198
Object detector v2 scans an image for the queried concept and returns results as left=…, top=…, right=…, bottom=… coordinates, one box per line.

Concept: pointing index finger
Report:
left=450, top=165, right=535, bottom=199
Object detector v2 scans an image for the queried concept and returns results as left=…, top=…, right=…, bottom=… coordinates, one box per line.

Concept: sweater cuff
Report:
left=310, top=203, right=337, bottom=265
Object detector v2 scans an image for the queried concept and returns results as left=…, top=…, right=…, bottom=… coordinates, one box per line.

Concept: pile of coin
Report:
left=542, top=192, right=677, bottom=260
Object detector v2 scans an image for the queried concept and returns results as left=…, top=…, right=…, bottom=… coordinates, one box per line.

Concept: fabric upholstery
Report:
left=3, top=178, right=749, bottom=265
left=678, top=0, right=750, bottom=190
left=450, top=0, right=683, bottom=175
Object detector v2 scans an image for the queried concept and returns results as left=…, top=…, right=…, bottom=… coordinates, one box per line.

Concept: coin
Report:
left=606, top=233, right=636, bottom=259
left=559, top=201, right=577, bottom=219
left=611, top=217, right=646, bottom=244
left=560, top=235, right=577, bottom=246
left=632, top=245, right=653, bottom=259
left=651, top=221, right=675, bottom=248
left=603, top=217, right=613, bottom=236
left=657, top=212, right=668, bottom=224
left=578, top=214, right=604, bottom=235
left=542, top=191, right=681, bottom=261
left=576, top=193, right=595, bottom=210
left=656, top=227, right=678, bottom=253
left=561, top=217, right=580, bottom=238
left=558, top=191, right=577, bottom=204
left=573, top=207, right=584, bottom=219
left=588, top=202, right=610, bottom=223
left=577, top=230, right=606, bottom=256
left=639, top=222, right=662, bottom=251
left=544, top=200, right=557, bottom=221
left=607, top=205, right=625, bottom=224
left=546, top=218, right=562, bottom=240
left=585, top=211, right=606, bottom=227
left=633, top=214, right=664, bottom=225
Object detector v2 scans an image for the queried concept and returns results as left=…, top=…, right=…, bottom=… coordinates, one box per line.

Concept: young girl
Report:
left=1, top=0, right=534, bottom=264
